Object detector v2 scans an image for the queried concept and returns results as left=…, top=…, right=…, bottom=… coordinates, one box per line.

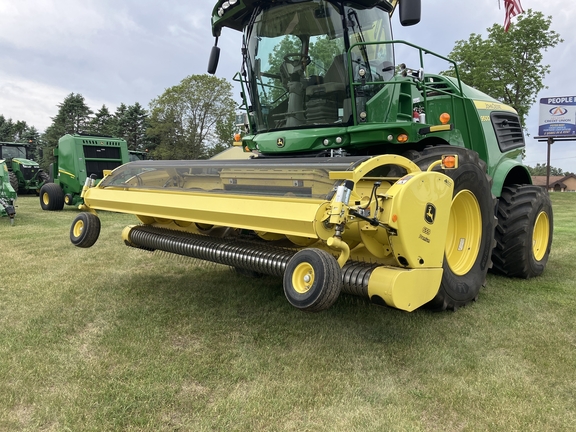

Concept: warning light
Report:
left=392, top=214, right=398, bottom=222
left=397, top=134, right=409, bottom=143
left=440, top=113, right=451, bottom=124
left=234, top=133, right=242, bottom=142
left=441, top=155, right=458, bottom=169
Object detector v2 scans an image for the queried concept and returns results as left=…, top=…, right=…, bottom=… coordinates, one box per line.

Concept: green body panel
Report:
left=54, top=134, right=130, bottom=206
left=0, top=160, right=17, bottom=220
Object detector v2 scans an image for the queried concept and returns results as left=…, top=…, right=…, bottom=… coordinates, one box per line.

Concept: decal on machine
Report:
left=424, top=203, right=436, bottom=225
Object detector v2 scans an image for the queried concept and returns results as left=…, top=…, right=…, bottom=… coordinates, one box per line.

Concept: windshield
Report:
left=1, top=145, right=27, bottom=159
left=244, top=0, right=393, bottom=133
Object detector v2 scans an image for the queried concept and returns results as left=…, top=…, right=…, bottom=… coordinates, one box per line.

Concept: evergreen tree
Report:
left=0, top=115, right=16, bottom=142
left=115, top=103, right=150, bottom=151
left=88, top=105, right=115, bottom=136
left=40, top=93, right=93, bottom=169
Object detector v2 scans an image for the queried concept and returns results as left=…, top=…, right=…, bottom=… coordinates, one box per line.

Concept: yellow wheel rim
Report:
left=73, top=220, right=84, bottom=238
left=64, top=196, right=71, bottom=205
left=292, top=262, right=315, bottom=294
left=445, top=190, right=482, bottom=276
left=532, top=211, right=550, bottom=261
left=42, top=192, right=50, bottom=206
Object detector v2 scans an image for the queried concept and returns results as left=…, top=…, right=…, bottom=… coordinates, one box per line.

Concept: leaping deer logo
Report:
left=425, top=203, right=436, bottom=225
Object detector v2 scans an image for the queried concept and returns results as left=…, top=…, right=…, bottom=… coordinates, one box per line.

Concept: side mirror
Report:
left=207, top=46, right=221, bottom=74
left=399, top=0, right=421, bottom=26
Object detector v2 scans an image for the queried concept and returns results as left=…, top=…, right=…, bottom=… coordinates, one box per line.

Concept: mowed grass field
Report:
left=1, top=193, right=575, bottom=431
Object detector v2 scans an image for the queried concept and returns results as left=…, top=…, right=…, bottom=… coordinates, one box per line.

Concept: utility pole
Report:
left=534, top=136, right=576, bottom=191
left=546, top=137, right=553, bottom=190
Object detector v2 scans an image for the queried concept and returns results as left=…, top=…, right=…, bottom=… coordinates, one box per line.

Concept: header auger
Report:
left=70, top=0, right=552, bottom=313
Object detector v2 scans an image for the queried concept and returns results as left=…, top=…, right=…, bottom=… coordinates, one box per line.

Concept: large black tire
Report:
left=39, top=183, right=65, bottom=211
left=70, top=212, right=101, bottom=248
left=406, top=146, right=497, bottom=311
left=9, top=171, right=19, bottom=193
left=492, top=185, right=553, bottom=278
left=35, top=171, right=50, bottom=195
left=283, top=248, right=342, bottom=312
left=38, top=171, right=50, bottom=184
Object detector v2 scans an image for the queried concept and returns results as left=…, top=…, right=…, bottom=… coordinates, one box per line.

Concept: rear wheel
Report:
left=9, top=171, right=19, bottom=192
left=407, top=146, right=497, bottom=311
left=283, top=248, right=342, bottom=312
left=492, top=185, right=553, bottom=278
left=39, top=183, right=65, bottom=211
left=70, top=213, right=101, bottom=248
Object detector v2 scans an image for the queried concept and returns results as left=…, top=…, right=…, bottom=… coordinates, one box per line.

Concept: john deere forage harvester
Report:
left=69, top=0, right=553, bottom=312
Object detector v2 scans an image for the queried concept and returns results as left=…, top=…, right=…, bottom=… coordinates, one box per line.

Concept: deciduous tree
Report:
left=147, top=74, right=235, bottom=160
left=443, top=9, right=562, bottom=124
left=526, top=163, right=569, bottom=176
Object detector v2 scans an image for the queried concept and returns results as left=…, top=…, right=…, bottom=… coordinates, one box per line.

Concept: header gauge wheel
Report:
left=283, top=248, right=342, bottom=312
left=70, top=213, right=101, bottom=248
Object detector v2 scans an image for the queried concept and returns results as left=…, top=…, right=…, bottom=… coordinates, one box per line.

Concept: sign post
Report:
left=534, top=96, right=576, bottom=190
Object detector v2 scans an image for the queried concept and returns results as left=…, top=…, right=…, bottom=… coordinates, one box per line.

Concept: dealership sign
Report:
left=538, top=96, right=576, bottom=137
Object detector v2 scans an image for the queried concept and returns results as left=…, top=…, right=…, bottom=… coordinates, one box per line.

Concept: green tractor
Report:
left=0, top=159, right=17, bottom=225
left=40, top=133, right=130, bottom=211
left=0, top=142, right=48, bottom=195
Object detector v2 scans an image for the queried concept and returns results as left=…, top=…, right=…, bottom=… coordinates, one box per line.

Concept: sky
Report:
left=0, top=0, right=574, bottom=173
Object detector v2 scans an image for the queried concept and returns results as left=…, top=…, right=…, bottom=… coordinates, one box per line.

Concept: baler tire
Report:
left=283, top=248, right=342, bottom=312
left=39, top=183, right=65, bottom=211
left=70, top=213, right=101, bottom=248
left=9, top=171, right=19, bottom=193
left=407, top=146, right=497, bottom=311
left=491, top=185, right=553, bottom=278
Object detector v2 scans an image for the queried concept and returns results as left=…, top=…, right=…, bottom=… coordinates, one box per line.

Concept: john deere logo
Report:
left=424, top=203, right=436, bottom=224
left=277, top=137, right=285, bottom=148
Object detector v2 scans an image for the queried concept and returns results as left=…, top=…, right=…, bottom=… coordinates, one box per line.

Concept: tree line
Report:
left=1, top=10, right=566, bottom=171
left=1, top=74, right=236, bottom=170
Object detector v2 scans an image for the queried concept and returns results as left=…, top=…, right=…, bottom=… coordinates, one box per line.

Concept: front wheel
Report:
left=9, top=171, right=19, bottom=192
left=407, top=146, right=497, bottom=311
left=70, top=213, right=101, bottom=248
left=492, top=185, right=553, bottom=278
left=283, top=248, right=342, bottom=312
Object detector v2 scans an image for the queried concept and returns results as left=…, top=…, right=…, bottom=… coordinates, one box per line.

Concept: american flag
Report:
left=503, top=0, right=524, bottom=32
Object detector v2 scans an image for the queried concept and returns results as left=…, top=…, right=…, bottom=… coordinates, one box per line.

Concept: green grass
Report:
left=1, top=194, right=575, bottom=431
